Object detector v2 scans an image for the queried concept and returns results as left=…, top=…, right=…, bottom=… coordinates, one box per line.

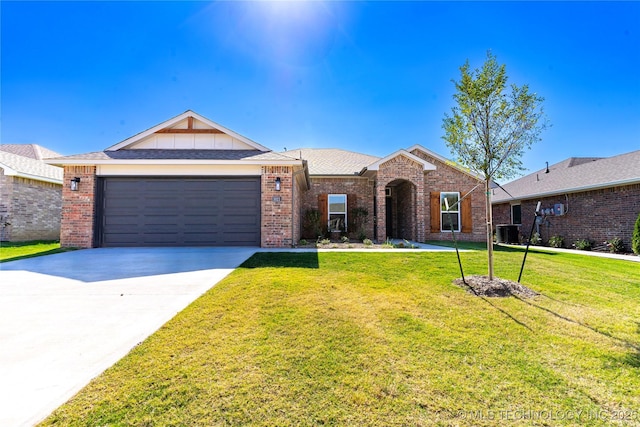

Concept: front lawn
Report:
left=42, top=250, right=640, bottom=426
left=0, top=240, right=69, bottom=262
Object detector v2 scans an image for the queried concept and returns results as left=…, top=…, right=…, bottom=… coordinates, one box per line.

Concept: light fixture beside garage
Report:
left=70, top=177, right=81, bottom=191
left=275, top=177, right=281, bottom=191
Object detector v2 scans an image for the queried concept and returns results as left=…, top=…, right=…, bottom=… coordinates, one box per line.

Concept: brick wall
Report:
left=261, top=166, right=294, bottom=247
left=0, top=171, right=62, bottom=241
left=377, top=155, right=425, bottom=242
left=0, top=171, right=12, bottom=241
left=300, top=176, right=375, bottom=241
left=492, top=183, right=640, bottom=250
left=60, top=166, right=96, bottom=248
left=411, top=150, right=486, bottom=242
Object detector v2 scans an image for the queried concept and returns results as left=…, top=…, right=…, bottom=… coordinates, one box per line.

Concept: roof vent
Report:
left=545, top=161, right=549, bottom=173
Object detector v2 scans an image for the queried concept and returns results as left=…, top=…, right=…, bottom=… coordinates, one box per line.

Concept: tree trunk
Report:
left=485, top=179, right=494, bottom=280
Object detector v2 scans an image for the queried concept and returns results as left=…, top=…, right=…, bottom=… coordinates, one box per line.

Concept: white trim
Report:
left=96, top=164, right=263, bottom=176
left=45, top=158, right=303, bottom=167
left=310, top=174, right=371, bottom=180
left=105, top=110, right=271, bottom=152
left=364, top=149, right=436, bottom=172
left=328, top=193, right=348, bottom=232
left=440, top=192, right=461, bottom=232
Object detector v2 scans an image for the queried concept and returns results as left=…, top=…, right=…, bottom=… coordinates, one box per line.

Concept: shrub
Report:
left=381, top=239, right=395, bottom=249
left=363, top=238, right=373, bottom=247
left=299, top=239, right=308, bottom=246
left=340, top=235, right=349, bottom=243
left=350, top=207, right=369, bottom=240
left=316, top=237, right=331, bottom=247
left=548, top=235, right=564, bottom=248
left=302, top=209, right=324, bottom=239
left=573, top=239, right=592, bottom=251
left=633, top=212, right=640, bottom=255
left=530, top=232, right=542, bottom=246
left=606, top=237, right=625, bottom=254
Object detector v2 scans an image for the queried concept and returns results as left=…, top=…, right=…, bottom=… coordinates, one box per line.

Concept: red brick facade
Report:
left=60, top=166, right=97, bottom=248
left=261, top=166, right=295, bottom=247
left=300, top=177, right=375, bottom=240
left=300, top=150, right=487, bottom=244
left=57, top=149, right=487, bottom=248
left=412, top=150, right=486, bottom=242
left=492, top=183, right=640, bottom=250
left=376, top=155, right=426, bottom=242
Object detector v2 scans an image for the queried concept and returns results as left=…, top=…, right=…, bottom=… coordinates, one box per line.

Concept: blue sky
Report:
left=2, top=1, right=639, bottom=176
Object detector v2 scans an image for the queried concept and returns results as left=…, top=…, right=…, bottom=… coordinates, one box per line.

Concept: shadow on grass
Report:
left=425, top=241, right=560, bottom=255
left=456, top=279, right=533, bottom=331
left=0, top=248, right=73, bottom=263
left=241, top=252, right=320, bottom=269
left=514, top=296, right=640, bottom=366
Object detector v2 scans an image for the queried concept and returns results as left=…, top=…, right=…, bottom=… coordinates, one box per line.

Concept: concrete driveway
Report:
left=0, top=247, right=258, bottom=427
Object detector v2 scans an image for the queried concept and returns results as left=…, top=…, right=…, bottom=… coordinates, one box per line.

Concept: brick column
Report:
left=375, top=183, right=387, bottom=242
left=60, top=166, right=96, bottom=248
left=261, top=166, right=293, bottom=247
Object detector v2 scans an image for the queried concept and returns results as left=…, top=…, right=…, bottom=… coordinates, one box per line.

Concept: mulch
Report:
left=454, top=275, right=538, bottom=298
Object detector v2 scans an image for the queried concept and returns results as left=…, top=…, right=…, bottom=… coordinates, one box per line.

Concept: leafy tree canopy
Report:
left=443, top=51, right=549, bottom=182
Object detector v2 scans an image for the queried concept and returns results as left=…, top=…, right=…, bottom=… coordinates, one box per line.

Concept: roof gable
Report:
left=365, top=149, right=436, bottom=172
left=406, top=144, right=483, bottom=181
left=106, top=110, right=271, bottom=152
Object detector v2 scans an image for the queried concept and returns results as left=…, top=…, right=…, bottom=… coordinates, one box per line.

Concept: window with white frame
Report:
left=441, top=192, right=460, bottom=232
left=328, top=194, right=347, bottom=232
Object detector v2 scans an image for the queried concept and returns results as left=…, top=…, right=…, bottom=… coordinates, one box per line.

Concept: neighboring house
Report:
left=492, top=150, right=640, bottom=250
left=46, top=110, right=486, bottom=248
left=0, top=144, right=64, bottom=241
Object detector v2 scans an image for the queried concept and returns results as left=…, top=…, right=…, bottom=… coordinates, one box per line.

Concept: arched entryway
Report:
left=381, top=179, right=417, bottom=241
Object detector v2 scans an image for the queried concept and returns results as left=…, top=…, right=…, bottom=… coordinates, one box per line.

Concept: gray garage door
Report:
left=98, top=177, right=261, bottom=247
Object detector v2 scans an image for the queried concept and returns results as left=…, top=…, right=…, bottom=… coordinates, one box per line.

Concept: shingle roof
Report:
left=492, top=150, right=640, bottom=203
left=0, top=144, right=62, bottom=160
left=280, top=148, right=380, bottom=175
left=46, top=149, right=297, bottom=163
left=0, top=151, right=63, bottom=183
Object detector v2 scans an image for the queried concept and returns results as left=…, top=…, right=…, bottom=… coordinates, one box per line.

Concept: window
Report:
left=328, top=194, right=347, bottom=232
left=511, top=204, right=522, bottom=225
left=441, top=192, right=460, bottom=232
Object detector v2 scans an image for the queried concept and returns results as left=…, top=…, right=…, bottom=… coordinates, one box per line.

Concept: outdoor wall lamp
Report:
left=70, top=177, right=81, bottom=191
left=275, top=177, right=281, bottom=191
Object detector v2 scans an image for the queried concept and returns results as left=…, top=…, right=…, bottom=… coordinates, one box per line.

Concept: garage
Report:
left=96, top=177, right=261, bottom=247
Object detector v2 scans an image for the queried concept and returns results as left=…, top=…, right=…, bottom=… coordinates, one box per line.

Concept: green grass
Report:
left=42, top=250, right=640, bottom=426
left=0, top=240, right=70, bottom=262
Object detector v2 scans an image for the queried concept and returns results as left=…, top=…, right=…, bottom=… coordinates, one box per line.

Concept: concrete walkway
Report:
left=0, top=247, right=258, bottom=427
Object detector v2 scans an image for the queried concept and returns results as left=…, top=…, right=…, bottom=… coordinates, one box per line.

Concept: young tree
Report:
left=442, top=51, right=548, bottom=280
